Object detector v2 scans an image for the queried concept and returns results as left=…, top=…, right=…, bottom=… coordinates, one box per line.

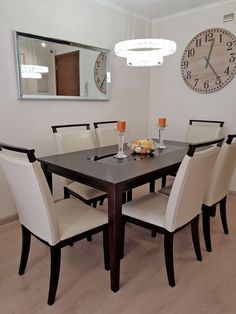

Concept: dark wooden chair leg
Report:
left=99, top=197, right=105, bottom=206
left=103, top=227, right=110, bottom=270
left=191, top=215, right=202, bottom=261
left=127, top=189, right=133, bottom=202
left=161, top=176, right=167, bottom=188
left=19, top=225, right=31, bottom=275
left=149, top=180, right=155, bottom=193
left=220, top=196, right=229, bottom=234
left=151, top=230, right=157, bottom=238
left=92, top=201, right=97, bottom=208
left=164, top=231, right=175, bottom=287
left=48, top=246, right=61, bottom=306
left=122, top=192, right=127, bottom=204
left=202, top=205, right=212, bottom=252
left=210, top=205, right=216, bottom=217
left=85, top=202, right=94, bottom=242
left=64, top=187, right=70, bottom=199
left=87, top=235, right=92, bottom=242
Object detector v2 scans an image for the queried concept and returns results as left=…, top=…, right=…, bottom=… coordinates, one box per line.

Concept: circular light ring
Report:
left=118, top=50, right=162, bottom=60
left=115, top=39, right=176, bottom=58
left=127, top=54, right=163, bottom=67
left=21, top=72, right=42, bottom=79
left=21, top=65, right=49, bottom=73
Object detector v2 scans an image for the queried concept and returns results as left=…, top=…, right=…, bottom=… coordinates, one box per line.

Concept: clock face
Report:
left=181, top=28, right=236, bottom=93
left=94, top=52, right=107, bottom=94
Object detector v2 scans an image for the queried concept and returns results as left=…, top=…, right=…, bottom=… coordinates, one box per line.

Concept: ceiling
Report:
left=93, top=0, right=230, bottom=20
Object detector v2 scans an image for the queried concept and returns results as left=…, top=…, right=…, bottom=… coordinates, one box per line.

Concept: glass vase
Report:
left=158, top=127, right=166, bottom=149
left=114, top=131, right=127, bottom=159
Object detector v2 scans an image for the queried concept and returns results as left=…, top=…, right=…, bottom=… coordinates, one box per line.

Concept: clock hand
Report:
left=204, top=56, right=219, bottom=77
left=100, top=75, right=106, bottom=88
left=205, top=38, right=215, bottom=69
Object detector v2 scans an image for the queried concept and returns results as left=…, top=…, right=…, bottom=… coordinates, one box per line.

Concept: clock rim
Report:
left=180, top=27, right=236, bottom=94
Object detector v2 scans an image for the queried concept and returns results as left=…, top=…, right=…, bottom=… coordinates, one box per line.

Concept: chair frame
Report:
left=189, top=119, right=224, bottom=127
left=51, top=123, right=90, bottom=133
left=121, top=138, right=224, bottom=287
left=93, top=120, right=117, bottom=129
left=202, top=134, right=236, bottom=252
left=161, top=120, right=224, bottom=188
left=0, top=143, right=109, bottom=305
left=51, top=123, right=107, bottom=208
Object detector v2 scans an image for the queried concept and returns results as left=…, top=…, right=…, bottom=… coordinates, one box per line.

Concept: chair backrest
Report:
left=93, top=121, right=118, bottom=147
left=185, top=119, right=224, bottom=144
left=165, top=139, right=223, bottom=232
left=204, top=134, right=236, bottom=206
left=0, top=143, right=60, bottom=245
left=51, top=123, right=96, bottom=153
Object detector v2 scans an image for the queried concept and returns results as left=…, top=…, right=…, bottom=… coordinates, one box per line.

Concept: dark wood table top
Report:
left=38, top=140, right=188, bottom=191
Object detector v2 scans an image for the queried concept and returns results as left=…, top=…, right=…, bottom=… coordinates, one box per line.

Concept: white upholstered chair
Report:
left=93, top=120, right=118, bottom=147
left=52, top=124, right=107, bottom=208
left=0, top=143, right=109, bottom=305
left=186, top=119, right=224, bottom=144
left=202, top=134, right=236, bottom=252
left=161, top=120, right=224, bottom=188
left=121, top=141, right=220, bottom=287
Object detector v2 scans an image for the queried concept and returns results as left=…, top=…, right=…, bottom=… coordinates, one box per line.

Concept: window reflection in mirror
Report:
left=15, top=32, right=111, bottom=100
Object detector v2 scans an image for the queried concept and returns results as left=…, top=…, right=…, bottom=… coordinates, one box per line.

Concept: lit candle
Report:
left=117, top=120, right=126, bottom=132
left=158, top=117, right=167, bottom=127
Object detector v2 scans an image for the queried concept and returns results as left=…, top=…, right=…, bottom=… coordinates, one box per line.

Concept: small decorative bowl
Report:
left=129, top=139, right=158, bottom=155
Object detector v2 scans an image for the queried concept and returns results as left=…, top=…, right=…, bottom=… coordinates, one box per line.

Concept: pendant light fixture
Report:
left=115, top=38, right=176, bottom=66
left=114, top=15, right=176, bottom=67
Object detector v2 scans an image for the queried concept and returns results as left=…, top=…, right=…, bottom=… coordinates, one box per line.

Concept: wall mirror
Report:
left=14, top=31, right=111, bottom=100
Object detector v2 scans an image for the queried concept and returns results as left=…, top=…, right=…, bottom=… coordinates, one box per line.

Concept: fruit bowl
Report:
left=129, top=139, right=158, bottom=155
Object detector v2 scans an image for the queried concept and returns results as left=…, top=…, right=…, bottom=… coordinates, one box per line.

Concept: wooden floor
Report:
left=1, top=186, right=236, bottom=314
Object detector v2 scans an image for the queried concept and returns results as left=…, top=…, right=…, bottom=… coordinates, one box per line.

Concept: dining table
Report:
left=38, top=140, right=188, bottom=293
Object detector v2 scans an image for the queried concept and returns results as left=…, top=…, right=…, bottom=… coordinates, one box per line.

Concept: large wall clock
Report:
left=181, top=28, right=236, bottom=93
left=94, top=52, right=107, bottom=94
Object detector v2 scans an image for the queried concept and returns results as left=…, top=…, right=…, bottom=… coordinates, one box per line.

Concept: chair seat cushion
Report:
left=122, top=192, right=169, bottom=228
left=55, top=198, right=108, bottom=241
left=67, top=181, right=106, bottom=200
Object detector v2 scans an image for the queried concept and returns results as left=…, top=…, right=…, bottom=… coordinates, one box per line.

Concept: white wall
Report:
left=0, top=0, right=150, bottom=218
left=1, top=0, right=235, bottom=219
left=149, top=0, right=236, bottom=189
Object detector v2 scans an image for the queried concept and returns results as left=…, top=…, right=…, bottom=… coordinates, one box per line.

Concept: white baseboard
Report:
left=0, top=213, right=19, bottom=226
left=229, top=190, right=236, bottom=197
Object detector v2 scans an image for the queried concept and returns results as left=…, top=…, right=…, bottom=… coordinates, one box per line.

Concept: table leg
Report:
left=107, top=184, right=123, bottom=292
left=41, top=164, right=53, bottom=193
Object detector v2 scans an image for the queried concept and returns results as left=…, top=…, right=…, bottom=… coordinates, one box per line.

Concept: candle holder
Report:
left=114, top=131, right=127, bottom=159
left=157, top=125, right=167, bottom=149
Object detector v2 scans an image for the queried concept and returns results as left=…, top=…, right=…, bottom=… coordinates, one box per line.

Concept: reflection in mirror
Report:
left=14, top=31, right=111, bottom=100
